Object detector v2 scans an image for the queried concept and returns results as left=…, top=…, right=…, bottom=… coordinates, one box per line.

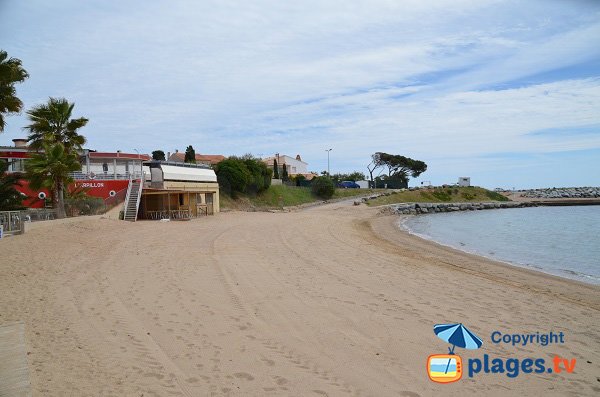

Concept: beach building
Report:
left=1, top=138, right=150, bottom=208
left=458, top=177, right=471, bottom=187
left=167, top=150, right=225, bottom=166
left=134, top=161, right=219, bottom=221
left=0, top=139, right=220, bottom=221
left=263, top=154, right=315, bottom=179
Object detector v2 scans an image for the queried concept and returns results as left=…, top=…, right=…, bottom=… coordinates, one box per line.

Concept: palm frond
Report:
left=25, top=97, right=88, bottom=151
left=0, top=49, right=28, bottom=132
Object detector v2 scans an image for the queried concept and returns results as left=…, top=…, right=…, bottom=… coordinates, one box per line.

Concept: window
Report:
left=8, top=158, right=26, bottom=172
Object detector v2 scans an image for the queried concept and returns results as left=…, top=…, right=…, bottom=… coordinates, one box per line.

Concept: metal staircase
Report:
left=123, top=178, right=143, bottom=221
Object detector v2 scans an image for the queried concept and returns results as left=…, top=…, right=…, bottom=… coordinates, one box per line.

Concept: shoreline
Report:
left=396, top=214, right=600, bottom=286
left=380, top=199, right=600, bottom=216
left=367, top=211, right=600, bottom=311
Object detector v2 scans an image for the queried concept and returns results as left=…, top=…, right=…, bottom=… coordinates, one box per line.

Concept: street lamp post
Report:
left=133, top=148, right=142, bottom=178
left=325, top=148, right=332, bottom=177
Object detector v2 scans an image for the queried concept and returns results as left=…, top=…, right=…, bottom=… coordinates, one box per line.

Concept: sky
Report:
left=1, top=0, right=599, bottom=189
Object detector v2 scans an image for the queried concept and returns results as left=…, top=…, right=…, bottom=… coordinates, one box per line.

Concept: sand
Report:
left=0, top=200, right=598, bottom=396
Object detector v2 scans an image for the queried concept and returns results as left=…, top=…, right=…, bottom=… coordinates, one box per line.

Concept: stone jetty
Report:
left=382, top=201, right=536, bottom=215
left=520, top=187, right=600, bottom=199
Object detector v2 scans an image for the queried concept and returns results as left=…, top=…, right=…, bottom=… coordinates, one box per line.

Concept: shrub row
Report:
left=215, top=156, right=272, bottom=198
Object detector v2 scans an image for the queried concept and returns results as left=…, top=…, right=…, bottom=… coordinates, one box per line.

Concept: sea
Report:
left=400, top=205, right=600, bottom=285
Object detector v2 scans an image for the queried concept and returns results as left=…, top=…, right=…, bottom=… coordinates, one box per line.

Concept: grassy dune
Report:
left=221, top=185, right=382, bottom=210
left=366, top=186, right=510, bottom=206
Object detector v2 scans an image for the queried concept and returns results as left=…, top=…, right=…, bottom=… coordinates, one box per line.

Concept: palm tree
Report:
left=25, top=143, right=81, bottom=219
left=25, top=97, right=88, bottom=153
left=0, top=49, right=29, bottom=132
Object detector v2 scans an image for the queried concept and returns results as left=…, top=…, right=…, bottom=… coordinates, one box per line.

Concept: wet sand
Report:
left=0, top=200, right=598, bottom=396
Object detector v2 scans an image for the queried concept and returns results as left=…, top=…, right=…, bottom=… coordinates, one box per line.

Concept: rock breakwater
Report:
left=520, top=187, right=600, bottom=199
left=383, top=201, right=537, bottom=215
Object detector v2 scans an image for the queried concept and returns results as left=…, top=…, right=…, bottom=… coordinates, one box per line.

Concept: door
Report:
left=205, top=193, right=214, bottom=215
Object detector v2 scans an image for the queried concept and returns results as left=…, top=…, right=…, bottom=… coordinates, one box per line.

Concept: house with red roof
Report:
left=167, top=150, right=225, bottom=166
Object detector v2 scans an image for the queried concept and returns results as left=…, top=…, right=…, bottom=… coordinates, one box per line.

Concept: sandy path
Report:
left=0, top=201, right=598, bottom=396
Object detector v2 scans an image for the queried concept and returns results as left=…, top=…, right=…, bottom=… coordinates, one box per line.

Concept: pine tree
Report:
left=184, top=145, right=196, bottom=163
left=282, top=163, right=289, bottom=181
left=273, top=158, right=279, bottom=179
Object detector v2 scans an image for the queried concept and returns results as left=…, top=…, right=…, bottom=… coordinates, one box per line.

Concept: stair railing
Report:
left=122, top=174, right=133, bottom=219
left=132, top=172, right=144, bottom=221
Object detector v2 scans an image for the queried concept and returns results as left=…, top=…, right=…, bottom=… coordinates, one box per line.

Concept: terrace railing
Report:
left=68, top=171, right=144, bottom=181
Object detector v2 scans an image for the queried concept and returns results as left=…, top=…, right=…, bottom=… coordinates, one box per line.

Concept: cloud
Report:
left=0, top=0, right=599, bottom=188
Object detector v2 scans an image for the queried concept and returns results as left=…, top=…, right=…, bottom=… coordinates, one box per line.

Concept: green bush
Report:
left=293, top=174, right=307, bottom=187
left=215, top=156, right=272, bottom=198
left=311, top=176, right=335, bottom=199
left=242, top=157, right=272, bottom=195
left=64, top=196, right=105, bottom=216
left=215, top=159, right=250, bottom=198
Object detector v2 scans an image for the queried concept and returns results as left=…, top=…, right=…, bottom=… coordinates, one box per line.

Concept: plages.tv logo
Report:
left=427, top=323, right=483, bottom=383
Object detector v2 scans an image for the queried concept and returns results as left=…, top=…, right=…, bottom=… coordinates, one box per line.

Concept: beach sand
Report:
left=0, top=200, right=598, bottom=396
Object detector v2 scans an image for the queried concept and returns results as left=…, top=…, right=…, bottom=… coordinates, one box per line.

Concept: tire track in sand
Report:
left=207, top=220, right=363, bottom=396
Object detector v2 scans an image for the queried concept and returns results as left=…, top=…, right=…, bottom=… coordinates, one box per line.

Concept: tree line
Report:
left=150, top=145, right=196, bottom=163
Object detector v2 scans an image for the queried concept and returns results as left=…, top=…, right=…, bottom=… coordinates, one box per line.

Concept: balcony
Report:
left=68, top=171, right=144, bottom=181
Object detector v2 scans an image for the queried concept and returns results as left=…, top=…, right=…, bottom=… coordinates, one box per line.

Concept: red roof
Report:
left=168, top=152, right=225, bottom=165
left=0, top=146, right=152, bottom=160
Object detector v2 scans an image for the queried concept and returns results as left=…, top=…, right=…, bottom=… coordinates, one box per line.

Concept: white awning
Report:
left=160, top=164, right=217, bottom=182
